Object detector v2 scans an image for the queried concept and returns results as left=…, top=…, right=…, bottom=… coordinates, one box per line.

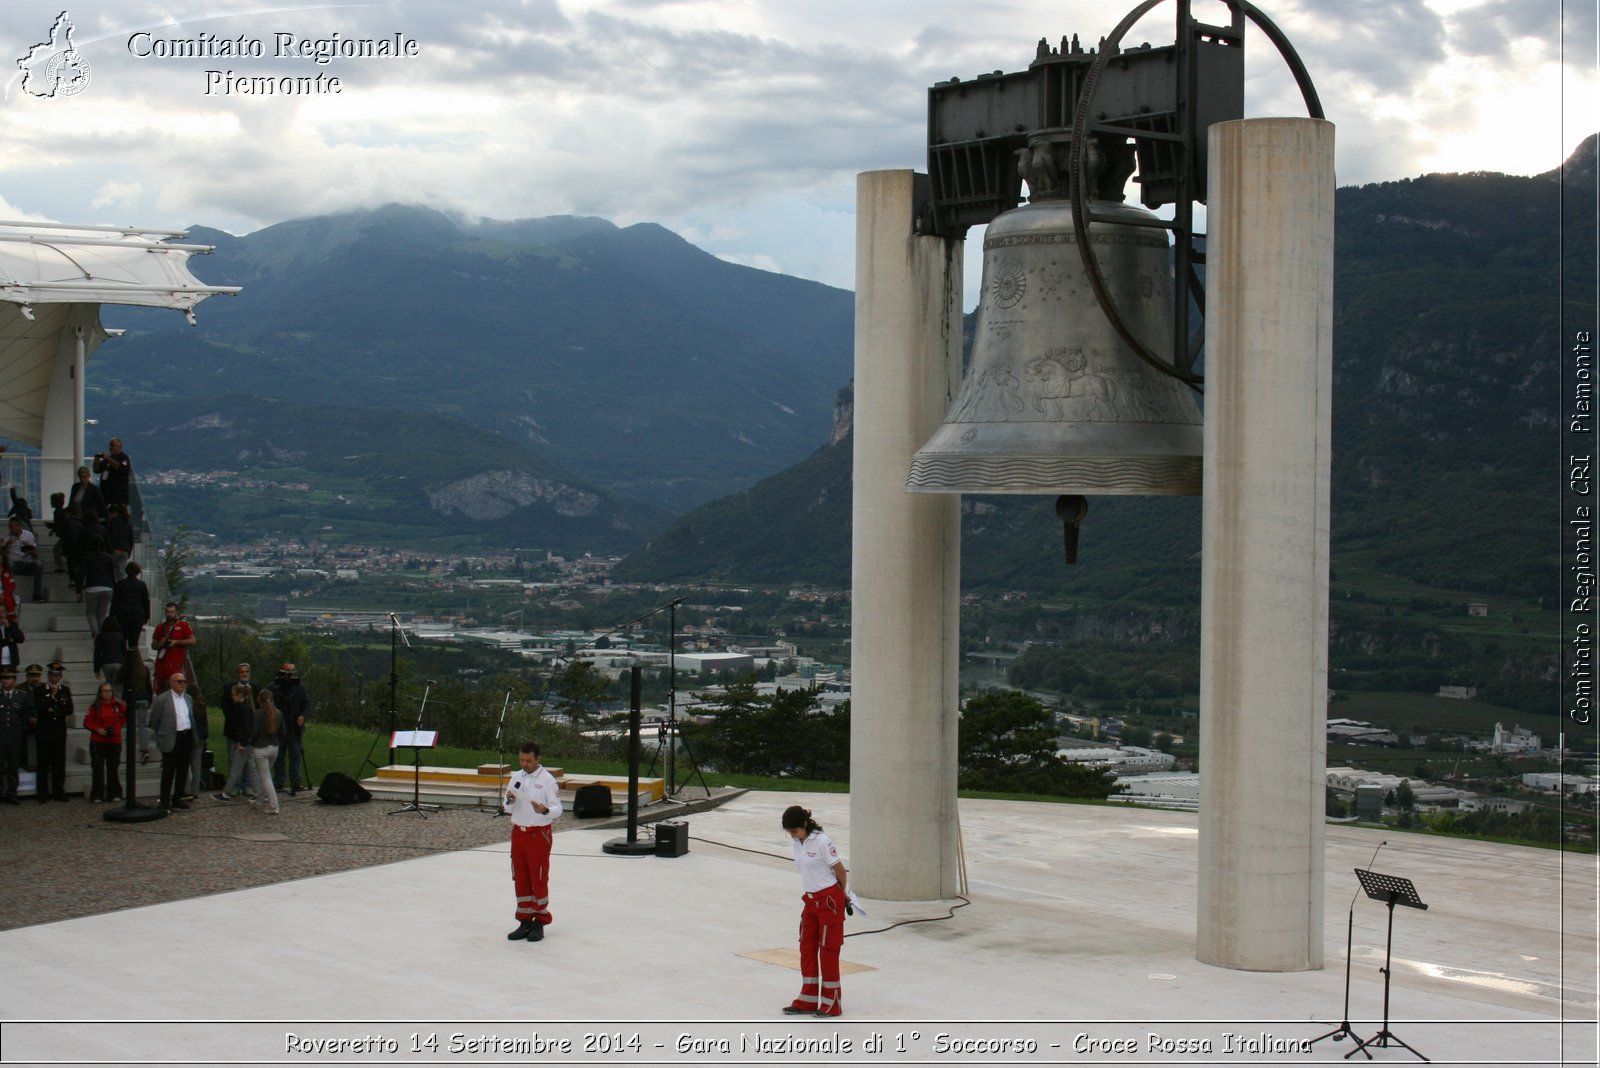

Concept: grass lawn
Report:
left=1330, top=691, right=1554, bottom=737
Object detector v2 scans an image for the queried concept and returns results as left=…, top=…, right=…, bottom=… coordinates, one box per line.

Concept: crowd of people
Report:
left=0, top=439, right=312, bottom=810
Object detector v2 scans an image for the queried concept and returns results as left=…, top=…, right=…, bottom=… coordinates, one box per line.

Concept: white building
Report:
left=1326, top=718, right=1399, bottom=746
left=1058, top=745, right=1176, bottom=775
left=1109, top=772, right=1200, bottom=809
left=1522, top=772, right=1599, bottom=795
left=676, top=652, right=755, bottom=676
left=1490, top=722, right=1542, bottom=754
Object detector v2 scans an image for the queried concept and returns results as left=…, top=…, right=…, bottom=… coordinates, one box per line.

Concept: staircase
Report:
left=14, top=554, right=162, bottom=801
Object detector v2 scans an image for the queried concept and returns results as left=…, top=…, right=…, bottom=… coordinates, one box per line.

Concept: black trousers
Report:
left=0, top=738, right=17, bottom=798
left=159, top=728, right=193, bottom=806
left=90, top=740, right=122, bottom=800
left=117, top=616, right=144, bottom=653
left=34, top=727, right=67, bottom=799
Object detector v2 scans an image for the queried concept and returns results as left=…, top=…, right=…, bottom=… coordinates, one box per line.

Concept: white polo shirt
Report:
left=791, top=830, right=842, bottom=892
left=503, top=765, right=562, bottom=827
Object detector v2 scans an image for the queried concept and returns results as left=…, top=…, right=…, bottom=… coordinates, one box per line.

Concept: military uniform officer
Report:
left=31, top=661, right=73, bottom=801
left=21, top=665, right=45, bottom=795
left=0, top=667, right=29, bottom=803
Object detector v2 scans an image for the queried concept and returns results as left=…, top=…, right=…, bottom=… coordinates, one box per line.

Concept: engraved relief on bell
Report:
left=907, top=192, right=1202, bottom=496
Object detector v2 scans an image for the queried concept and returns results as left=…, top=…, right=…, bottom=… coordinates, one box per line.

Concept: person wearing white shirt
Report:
left=781, top=804, right=849, bottom=1017
left=147, top=673, right=196, bottom=809
left=503, top=741, right=562, bottom=943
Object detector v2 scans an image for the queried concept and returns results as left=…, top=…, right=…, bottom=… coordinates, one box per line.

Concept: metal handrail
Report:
left=0, top=452, right=170, bottom=606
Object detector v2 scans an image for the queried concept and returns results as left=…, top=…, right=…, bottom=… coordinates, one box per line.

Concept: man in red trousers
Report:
left=503, top=741, right=561, bottom=943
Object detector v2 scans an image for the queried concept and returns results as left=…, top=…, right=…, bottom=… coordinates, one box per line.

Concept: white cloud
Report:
left=0, top=0, right=1588, bottom=302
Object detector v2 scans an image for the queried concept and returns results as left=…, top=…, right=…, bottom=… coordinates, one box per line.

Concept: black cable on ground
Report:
left=688, top=832, right=973, bottom=937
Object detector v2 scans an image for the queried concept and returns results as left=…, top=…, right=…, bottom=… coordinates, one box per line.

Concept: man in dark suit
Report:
left=148, top=673, right=197, bottom=810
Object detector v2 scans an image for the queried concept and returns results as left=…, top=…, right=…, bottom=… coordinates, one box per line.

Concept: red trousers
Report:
left=510, top=824, right=553, bottom=925
left=790, top=885, right=845, bottom=1016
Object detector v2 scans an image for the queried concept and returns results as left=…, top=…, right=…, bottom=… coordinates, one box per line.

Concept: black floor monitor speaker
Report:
left=655, top=819, right=688, bottom=858
left=573, top=783, right=613, bottom=819
left=317, top=771, right=372, bottom=805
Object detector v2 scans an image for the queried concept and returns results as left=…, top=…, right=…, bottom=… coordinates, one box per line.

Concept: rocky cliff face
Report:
left=829, top=384, right=853, bottom=446
left=425, top=470, right=601, bottom=522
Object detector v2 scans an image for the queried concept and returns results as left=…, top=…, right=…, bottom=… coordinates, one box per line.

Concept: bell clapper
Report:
left=1055, top=494, right=1088, bottom=565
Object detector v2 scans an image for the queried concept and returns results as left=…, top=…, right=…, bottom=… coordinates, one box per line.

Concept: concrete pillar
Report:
left=848, top=170, right=964, bottom=900
left=1197, top=118, right=1336, bottom=971
left=40, top=304, right=103, bottom=503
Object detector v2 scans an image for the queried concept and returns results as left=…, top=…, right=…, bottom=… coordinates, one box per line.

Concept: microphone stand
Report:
left=387, top=613, right=412, bottom=767
left=486, top=690, right=513, bottom=817
left=1310, top=840, right=1387, bottom=1057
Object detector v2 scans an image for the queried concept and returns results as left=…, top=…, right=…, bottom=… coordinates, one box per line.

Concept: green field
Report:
left=1330, top=691, right=1554, bottom=737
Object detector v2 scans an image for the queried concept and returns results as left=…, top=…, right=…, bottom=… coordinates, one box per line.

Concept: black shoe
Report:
left=3, top=796, right=19, bottom=805
left=506, top=921, right=534, bottom=941
left=526, top=921, right=544, bottom=942
left=53, top=794, right=69, bottom=802
left=781, top=1006, right=809, bottom=1015
left=36, top=796, right=47, bottom=804
left=170, top=799, right=190, bottom=810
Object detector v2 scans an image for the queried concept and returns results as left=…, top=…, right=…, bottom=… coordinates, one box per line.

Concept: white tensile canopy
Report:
left=0, top=219, right=239, bottom=496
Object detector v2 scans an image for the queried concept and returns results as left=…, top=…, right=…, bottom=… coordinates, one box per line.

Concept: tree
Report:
left=549, top=659, right=613, bottom=727
left=1394, top=779, right=1416, bottom=812
left=959, top=690, right=1118, bottom=799
left=159, top=525, right=195, bottom=612
left=688, top=683, right=845, bottom=779
left=959, top=691, right=1061, bottom=774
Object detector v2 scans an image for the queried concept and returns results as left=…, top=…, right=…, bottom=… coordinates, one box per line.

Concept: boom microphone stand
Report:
left=387, top=613, right=411, bottom=767
left=358, top=614, right=411, bottom=777
left=1310, top=840, right=1387, bottom=1057
left=486, top=689, right=513, bottom=818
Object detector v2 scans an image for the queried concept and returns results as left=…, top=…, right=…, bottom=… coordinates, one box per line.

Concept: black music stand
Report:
left=390, top=729, right=441, bottom=816
left=1347, top=868, right=1430, bottom=1062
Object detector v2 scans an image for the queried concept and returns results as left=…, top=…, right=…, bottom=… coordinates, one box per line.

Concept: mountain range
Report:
left=88, top=205, right=855, bottom=550
left=83, top=135, right=1596, bottom=591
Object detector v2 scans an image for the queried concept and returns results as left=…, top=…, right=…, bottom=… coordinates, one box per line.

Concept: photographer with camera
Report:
left=92, top=439, right=132, bottom=509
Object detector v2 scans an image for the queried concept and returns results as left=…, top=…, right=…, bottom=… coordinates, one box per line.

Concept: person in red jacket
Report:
left=84, top=681, right=126, bottom=802
left=151, top=601, right=195, bottom=692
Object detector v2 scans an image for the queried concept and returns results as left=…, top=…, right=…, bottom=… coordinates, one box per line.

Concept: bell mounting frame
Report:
left=923, top=0, right=1323, bottom=389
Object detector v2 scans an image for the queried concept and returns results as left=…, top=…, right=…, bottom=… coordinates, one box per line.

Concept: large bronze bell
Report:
left=907, top=152, right=1203, bottom=498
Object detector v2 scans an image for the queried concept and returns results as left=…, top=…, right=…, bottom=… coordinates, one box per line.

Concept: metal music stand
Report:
left=390, top=729, right=440, bottom=816
left=1347, top=868, right=1430, bottom=1062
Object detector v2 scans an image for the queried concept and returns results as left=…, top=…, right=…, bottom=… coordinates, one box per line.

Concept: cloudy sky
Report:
left=0, top=0, right=1593, bottom=302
